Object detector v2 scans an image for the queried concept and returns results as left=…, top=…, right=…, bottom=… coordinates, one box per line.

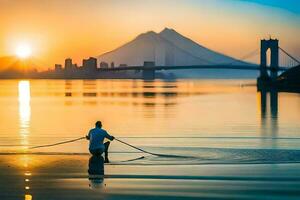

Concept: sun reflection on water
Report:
left=18, top=81, right=31, bottom=146
left=23, top=155, right=32, bottom=200
left=25, top=194, right=32, bottom=200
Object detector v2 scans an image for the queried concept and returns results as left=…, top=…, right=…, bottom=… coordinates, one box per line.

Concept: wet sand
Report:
left=1, top=155, right=300, bottom=200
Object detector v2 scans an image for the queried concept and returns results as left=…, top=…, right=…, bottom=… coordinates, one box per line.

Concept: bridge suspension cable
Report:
left=237, top=48, right=259, bottom=62
left=222, top=48, right=259, bottom=66
left=279, top=47, right=300, bottom=68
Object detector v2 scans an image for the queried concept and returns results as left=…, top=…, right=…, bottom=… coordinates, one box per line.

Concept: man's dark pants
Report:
left=89, top=141, right=110, bottom=159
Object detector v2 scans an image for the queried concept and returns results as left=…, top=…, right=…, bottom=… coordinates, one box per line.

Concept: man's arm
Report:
left=86, top=131, right=90, bottom=140
left=104, top=131, right=114, bottom=141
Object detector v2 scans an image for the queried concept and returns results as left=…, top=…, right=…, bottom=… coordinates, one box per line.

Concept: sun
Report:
left=15, top=43, right=32, bottom=59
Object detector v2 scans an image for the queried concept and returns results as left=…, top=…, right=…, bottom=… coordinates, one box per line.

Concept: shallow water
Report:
left=1, top=79, right=300, bottom=158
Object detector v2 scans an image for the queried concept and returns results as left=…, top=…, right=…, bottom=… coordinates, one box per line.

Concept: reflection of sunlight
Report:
left=24, top=172, right=32, bottom=176
left=25, top=195, right=32, bottom=200
left=18, top=81, right=31, bottom=146
left=23, top=154, right=32, bottom=200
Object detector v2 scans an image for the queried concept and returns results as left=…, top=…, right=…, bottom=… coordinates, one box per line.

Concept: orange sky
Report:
left=0, top=0, right=299, bottom=70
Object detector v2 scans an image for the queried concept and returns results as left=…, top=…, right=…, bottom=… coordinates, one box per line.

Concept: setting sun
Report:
left=16, top=44, right=32, bottom=59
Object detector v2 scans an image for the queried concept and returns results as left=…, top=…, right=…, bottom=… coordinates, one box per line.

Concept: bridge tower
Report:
left=260, top=38, right=279, bottom=81
left=142, top=61, right=155, bottom=80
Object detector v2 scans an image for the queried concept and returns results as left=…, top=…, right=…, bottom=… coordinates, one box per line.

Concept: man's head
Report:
left=95, top=121, right=102, bottom=128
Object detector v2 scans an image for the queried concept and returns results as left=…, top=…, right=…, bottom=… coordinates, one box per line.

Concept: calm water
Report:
left=0, top=79, right=300, bottom=163
left=1, top=79, right=300, bottom=200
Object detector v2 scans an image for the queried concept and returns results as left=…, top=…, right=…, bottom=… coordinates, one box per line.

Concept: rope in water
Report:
left=28, top=136, right=161, bottom=156
left=28, top=137, right=160, bottom=156
left=28, top=136, right=187, bottom=158
left=114, top=138, right=162, bottom=156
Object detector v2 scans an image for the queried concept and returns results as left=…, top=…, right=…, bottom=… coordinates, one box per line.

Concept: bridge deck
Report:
left=99, top=65, right=288, bottom=71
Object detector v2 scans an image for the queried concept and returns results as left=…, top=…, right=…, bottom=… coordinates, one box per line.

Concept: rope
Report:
left=114, top=138, right=190, bottom=158
left=28, top=136, right=190, bottom=158
left=114, top=138, right=162, bottom=156
left=28, top=136, right=158, bottom=155
left=29, top=137, right=85, bottom=149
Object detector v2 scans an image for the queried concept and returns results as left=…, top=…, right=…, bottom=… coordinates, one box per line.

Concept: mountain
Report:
left=97, top=28, right=258, bottom=78
left=159, top=28, right=247, bottom=65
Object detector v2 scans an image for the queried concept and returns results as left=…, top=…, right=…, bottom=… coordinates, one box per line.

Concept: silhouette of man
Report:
left=86, top=121, right=114, bottom=163
left=88, top=155, right=105, bottom=189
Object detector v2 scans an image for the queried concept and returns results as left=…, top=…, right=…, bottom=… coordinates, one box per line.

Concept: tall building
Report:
left=72, top=63, right=78, bottom=70
left=55, top=64, right=62, bottom=71
left=65, top=58, right=73, bottom=71
left=111, top=62, right=115, bottom=68
left=82, top=57, right=97, bottom=73
left=82, top=59, right=88, bottom=69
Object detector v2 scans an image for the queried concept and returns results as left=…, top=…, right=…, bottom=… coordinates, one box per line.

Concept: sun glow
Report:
left=16, top=44, right=32, bottom=59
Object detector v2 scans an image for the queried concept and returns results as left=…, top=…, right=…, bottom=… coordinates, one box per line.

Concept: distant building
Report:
left=72, top=63, right=78, bottom=70
left=65, top=58, right=73, bottom=71
left=111, top=62, right=115, bottom=68
left=55, top=64, right=62, bottom=71
left=100, top=61, right=109, bottom=69
left=82, top=59, right=88, bottom=68
left=119, top=64, right=128, bottom=67
left=82, top=57, right=97, bottom=72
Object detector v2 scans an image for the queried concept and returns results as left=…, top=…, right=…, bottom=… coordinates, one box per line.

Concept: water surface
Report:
left=0, top=79, right=300, bottom=153
left=1, top=79, right=300, bottom=199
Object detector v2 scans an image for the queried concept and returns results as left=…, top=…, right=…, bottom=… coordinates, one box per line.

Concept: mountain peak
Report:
left=145, top=30, right=157, bottom=35
left=136, top=31, right=158, bottom=40
left=160, top=27, right=177, bottom=35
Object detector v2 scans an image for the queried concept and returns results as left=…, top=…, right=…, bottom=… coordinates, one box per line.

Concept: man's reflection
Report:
left=88, top=155, right=104, bottom=189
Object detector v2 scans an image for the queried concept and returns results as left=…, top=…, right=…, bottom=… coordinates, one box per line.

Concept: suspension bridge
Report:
left=99, top=39, right=300, bottom=80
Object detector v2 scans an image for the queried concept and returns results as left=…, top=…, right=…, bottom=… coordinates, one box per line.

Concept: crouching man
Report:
left=86, top=121, right=114, bottom=163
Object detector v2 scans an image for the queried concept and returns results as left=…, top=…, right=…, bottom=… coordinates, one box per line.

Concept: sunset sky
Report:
left=0, top=0, right=299, bottom=70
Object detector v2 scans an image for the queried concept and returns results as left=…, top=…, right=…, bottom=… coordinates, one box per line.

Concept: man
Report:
left=86, top=121, right=114, bottom=163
